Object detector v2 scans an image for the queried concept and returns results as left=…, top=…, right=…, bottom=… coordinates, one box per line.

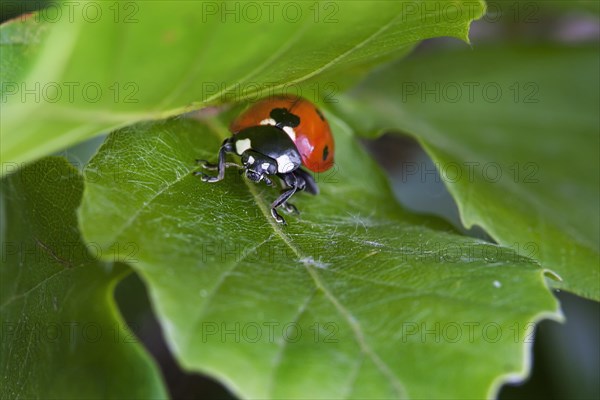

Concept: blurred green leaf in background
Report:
left=337, top=44, right=599, bottom=300
left=1, top=0, right=484, bottom=170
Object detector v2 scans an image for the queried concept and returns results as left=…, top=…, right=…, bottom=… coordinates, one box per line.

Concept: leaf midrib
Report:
left=204, top=118, right=406, bottom=399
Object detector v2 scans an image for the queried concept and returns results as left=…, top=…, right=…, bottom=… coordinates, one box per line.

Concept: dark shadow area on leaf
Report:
left=499, top=291, right=599, bottom=400
left=0, top=0, right=49, bottom=23
left=115, top=273, right=235, bottom=400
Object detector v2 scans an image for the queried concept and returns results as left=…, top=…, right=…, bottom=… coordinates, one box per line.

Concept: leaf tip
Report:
left=463, top=0, right=487, bottom=46
left=543, top=268, right=563, bottom=283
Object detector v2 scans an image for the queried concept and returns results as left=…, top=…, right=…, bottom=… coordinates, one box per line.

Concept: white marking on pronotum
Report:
left=260, top=118, right=297, bottom=141
left=282, top=126, right=297, bottom=141
left=235, top=138, right=251, bottom=155
left=261, top=162, right=271, bottom=170
left=260, top=118, right=276, bottom=126
left=276, top=154, right=295, bottom=173
left=246, top=155, right=255, bottom=164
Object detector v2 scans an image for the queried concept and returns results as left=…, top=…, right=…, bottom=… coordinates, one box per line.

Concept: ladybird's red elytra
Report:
left=194, top=95, right=335, bottom=224
left=230, top=95, right=335, bottom=173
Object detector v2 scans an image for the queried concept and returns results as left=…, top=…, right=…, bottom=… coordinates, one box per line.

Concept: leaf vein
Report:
left=204, top=118, right=406, bottom=398
left=184, top=234, right=276, bottom=350
left=266, top=288, right=318, bottom=397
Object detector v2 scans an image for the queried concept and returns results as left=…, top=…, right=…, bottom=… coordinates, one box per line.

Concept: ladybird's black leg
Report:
left=195, top=158, right=214, bottom=168
left=270, top=173, right=301, bottom=224
left=281, top=202, right=299, bottom=214
left=294, top=168, right=319, bottom=195
left=193, top=139, right=234, bottom=182
left=279, top=172, right=307, bottom=214
left=274, top=172, right=303, bottom=215
left=270, top=188, right=296, bottom=224
left=195, top=158, right=240, bottom=171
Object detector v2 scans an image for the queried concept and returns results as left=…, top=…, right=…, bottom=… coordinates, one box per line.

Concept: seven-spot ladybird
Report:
left=195, top=95, right=334, bottom=224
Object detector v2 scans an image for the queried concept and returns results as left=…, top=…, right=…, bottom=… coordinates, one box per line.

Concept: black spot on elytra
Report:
left=270, top=108, right=300, bottom=128
left=315, top=107, right=326, bottom=121
left=322, top=145, right=329, bottom=161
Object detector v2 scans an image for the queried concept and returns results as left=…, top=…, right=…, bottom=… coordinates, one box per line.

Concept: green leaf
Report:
left=0, top=157, right=167, bottom=399
left=78, top=115, right=560, bottom=399
left=1, top=0, right=485, bottom=173
left=531, top=0, right=600, bottom=14
left=335, top=44, right=600, bottom=300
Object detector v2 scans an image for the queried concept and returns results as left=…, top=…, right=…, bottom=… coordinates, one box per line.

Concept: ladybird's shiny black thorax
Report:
left=232, top=125, right=302, bottom=174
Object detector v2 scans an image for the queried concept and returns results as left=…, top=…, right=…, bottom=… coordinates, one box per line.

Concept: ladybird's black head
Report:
left=241, top=151, right=277, bottom=183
